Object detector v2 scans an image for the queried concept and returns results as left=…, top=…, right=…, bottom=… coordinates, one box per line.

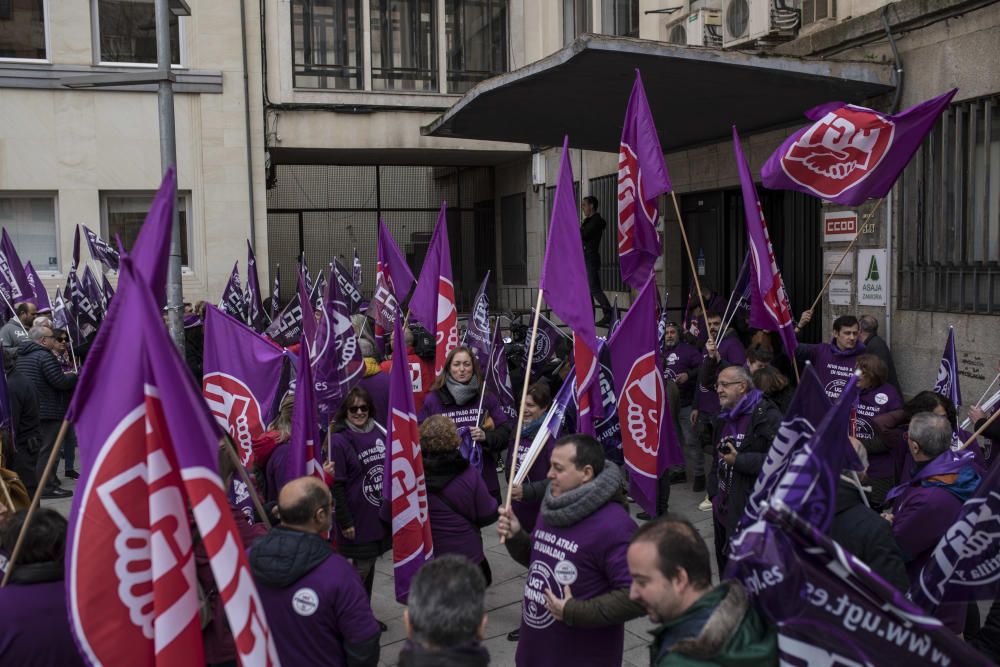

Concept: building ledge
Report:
left=0, top=62, right=223, bottom=94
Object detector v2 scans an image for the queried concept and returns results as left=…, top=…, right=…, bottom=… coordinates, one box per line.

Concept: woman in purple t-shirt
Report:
left=419, top=415, right=499, bottom=585
left=508, top=382, right=553, bottom=534
left=853, top=354, right=902, bottom=506
left=328, top=387, right=388, bottom=601
left=420, top=346, right=512, bottom=501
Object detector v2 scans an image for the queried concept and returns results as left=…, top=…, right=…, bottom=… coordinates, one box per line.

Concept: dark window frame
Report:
left=0, top=0, right=47, bottom=61
left=445, top=0, right=507, bottom=94
left=370, top=0, right=438, bottom=92
left=94, top=0, right=181, bottom=66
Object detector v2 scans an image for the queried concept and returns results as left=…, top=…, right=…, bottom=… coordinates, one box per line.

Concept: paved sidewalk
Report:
left=42, top=465, right=716, bottom=667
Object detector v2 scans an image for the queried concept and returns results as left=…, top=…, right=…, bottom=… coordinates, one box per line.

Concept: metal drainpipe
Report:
left=240, top=0, right=258, bottom=251
left=881, top=5, right=903, bottom=350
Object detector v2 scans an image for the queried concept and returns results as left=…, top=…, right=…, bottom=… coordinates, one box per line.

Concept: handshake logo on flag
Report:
left=203, top=373, right=264, bottom=466
left=621, top=352, right=662, bottom=468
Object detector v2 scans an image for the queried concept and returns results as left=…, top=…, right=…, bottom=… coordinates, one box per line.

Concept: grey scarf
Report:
left=541, top=463, right=623, bottom=528
left=346, top=418, right=375, bottom=434
left=446, top=375, right=481, bottom=406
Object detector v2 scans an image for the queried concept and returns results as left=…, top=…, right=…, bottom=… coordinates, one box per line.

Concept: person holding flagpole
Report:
left=852, top=354, right=902, bottom=507
left=420, top=346, right=511, bottom=503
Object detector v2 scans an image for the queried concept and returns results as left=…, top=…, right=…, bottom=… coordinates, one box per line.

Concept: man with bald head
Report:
left=249, top=476, right=381, bottom=666
left=708, top=365, right=781, bottom=569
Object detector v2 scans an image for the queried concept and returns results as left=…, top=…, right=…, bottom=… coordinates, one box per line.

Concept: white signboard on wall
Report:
left=829, top=279, right=852, bottom=306
left=823, top=250, right=854, bottom=276
left=857, top=249, right=887, bottom=306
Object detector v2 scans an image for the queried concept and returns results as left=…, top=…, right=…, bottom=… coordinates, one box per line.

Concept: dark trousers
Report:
left=61, top=425, right=77, bottom=472
left=585, top=257, right=613, bottom=318
left=38, top=419, right=63, bottom=492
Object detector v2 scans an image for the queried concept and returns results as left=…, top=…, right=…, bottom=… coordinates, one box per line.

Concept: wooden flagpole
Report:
left=807, top=198, right=885, bottom=315
left=2, top=419, right=69, bottom=587
left=669, top=192, right=715, bottom=349
left=961, top=407, right=1000, bottom=451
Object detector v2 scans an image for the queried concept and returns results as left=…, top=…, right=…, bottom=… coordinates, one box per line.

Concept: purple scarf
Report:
left=715, top=389, right=764, bottom=515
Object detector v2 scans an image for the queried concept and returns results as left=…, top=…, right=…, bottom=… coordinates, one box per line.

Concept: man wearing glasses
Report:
left=15, top=325, right=78, bottom=499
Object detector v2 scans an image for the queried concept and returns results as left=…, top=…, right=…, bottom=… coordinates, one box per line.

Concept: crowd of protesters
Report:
left=2, top=274, right=999, bottom=667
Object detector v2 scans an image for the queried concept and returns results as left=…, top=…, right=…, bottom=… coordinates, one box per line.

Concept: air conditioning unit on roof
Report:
left=722, top=0, right=800, bottom=49
left=687, top=8, right=722, bottom=47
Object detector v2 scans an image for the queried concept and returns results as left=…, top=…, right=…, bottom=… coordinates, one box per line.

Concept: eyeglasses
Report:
left=347, top=405, right=369, bottom=414
left=56, top=338, right=68, bottom=343
left=717, top=380, right=746, bottom=388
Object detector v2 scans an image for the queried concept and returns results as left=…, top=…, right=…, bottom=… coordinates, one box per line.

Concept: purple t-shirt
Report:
left=0, top=580, right=85, bottom=666
left=662, top=341, right=701, bottom=405
left=265, top=443, right=292, bottom=503
left=854, top=383, right=902, bottom=478
left=516, top=501, right=636, bottom=667
left=257, top=552, right=379, bottom=665
left=331, top=426, right=388, bottom=545
left=799, top=339, right=867, bottom=400
left=429, top=464, right=498, bottom=564
left=694, top=334, right=747, bottom=414
left=420, top=389, right=510, bottom=495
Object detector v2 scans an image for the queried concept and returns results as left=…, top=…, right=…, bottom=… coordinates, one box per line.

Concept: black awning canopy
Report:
left=423, top=34, right=896, bottom=153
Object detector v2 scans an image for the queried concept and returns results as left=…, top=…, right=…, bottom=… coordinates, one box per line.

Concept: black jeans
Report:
left=37, top=420, right=63, bottom=492
left=585, top=256, right=612, bottom=318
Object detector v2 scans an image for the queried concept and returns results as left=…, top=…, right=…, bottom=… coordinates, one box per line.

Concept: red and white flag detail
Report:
left=409, top=203, right=458, bottom=376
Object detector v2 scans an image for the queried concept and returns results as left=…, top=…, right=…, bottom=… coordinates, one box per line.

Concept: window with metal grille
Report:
left=0, top=0, right=46, bottom=60
left=588, top=174, right=626, bottom=293
left=601, top=0, right=639, bottom=37
left=94, top=0, right=181, bottom=65
left=898, top=95, right=1000, bottom=314
left=500, top=193, right=526, bottom=285
left=445, top=0, right=507, bottom=94
left=291, top=0, right=363, bottom=89
left=370, top=0, right=437, bottom=91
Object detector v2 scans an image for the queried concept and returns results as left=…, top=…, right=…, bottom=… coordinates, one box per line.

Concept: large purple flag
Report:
left=81, top=265, right=106, bottom=316
left=287, top=333, right=324, bottom=481
left=934, top=326, right=962, bottom=406
left=762, top=89, right=956, bottom=205
left=617, top=70, right=670, bottom=290
left=219, top=262, right=245, bottom=322
left=311, top=266, right=364, bottom=417
left=409, top=203, right=458, bottom=376
left=245, top=241, right=267, bottom=332
left=82, top=224, right=121, bottom=271
left=909, top=450, right=1000, bottom=609
left=483, top=323, right=516, bottom=422
left=735, top=127, right=797, bottom=360
left=202, top=305, right=285, bottom=466
left=23, top=261, right=52, bottom=312
left=608, top=276, right=683, bottom=515
left=332, top=258, right=362, bottom=314
left=511, top=371, right=576, bottom=486
left=270, top=264, right=280, bottom=320
left=595, top=341, right=622, bottom=465
left=64, top=262, right=280, bottom=667
left=521, top=310, right=569, bottom=368
left=367, top=220, right=414, bottom=330
left=463, top=271, right=491, bottom=372
left=382, top=313, right=433, bottom=603
left=127, top=166, right=177, bottom=307
left=0, top=229, right=32, bottom=304
left=540, top=137, right=602, bottom=435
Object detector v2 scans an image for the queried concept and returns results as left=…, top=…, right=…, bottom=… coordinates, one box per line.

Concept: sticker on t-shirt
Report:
left=554, top=559, right=578, bottom=586
left=292, top=587, right=319, bottom=616
left=523, top=561, right=560, bottom=629
left=363, top=463, right=384, bottom=506
left=874, top=392, right=888, bottom=405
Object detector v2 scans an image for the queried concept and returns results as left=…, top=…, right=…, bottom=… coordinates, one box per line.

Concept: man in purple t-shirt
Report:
left=794, top=313, right=867, bottom=401
left=497, top=434, right=645, bottom=667
left=249, top=476, right=381, bottom=666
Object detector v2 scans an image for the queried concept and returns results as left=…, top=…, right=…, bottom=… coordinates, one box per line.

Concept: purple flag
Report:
left=735, top=127, right=798, bottom=361
left=934, top=326, right=962, bottom=406
left=51, top=290, right=79, bottom=344
left=762, top=89, right=957, bottom=205
left=0, top=229, right=32, bottom=304
left=409, top=203, right=458, bottom=376
left=297, top=267, right=317, bottom=350
left=741, top=500, right=990, bottom=666
left=540, top=137, right=602, bottom=435
left=608, top=276, right=683, bottom=515
left=81, top=265, right=106, bottom=316
left=287, top=331, right=324, bottom=481
left=720, top=252, right=751, bottom=329
left=483, top=323, right=516, bottom=422
left=909, top=449, right=1000, bottom=609
left=333, top=258, right=362, bottom=314
left=82, top=224, right=120, bottom=271
left=264, top=285, right=303, bottom=347
left=595, top=340, right=622, bottom=465
left=382, top=312, right=433, bottom=603
left=127, top=166, right=177, bottom=307
left=608, top=296, right=621, bottom=334
left=101, top=274, right=115, bottom=306
left=202, top=305, right=285, bottom=466
left=367, top=220, right=414, bottom=330
left=353, top=248, right=362, bottom=288
left=270, top=264, right=280, bottom=320
left=617, top=70, right=670, bottom=290
left=463, top=271, right=492, bottom=371
left=72, top=224, right=80, bottom=272
left=308, top=267, right=327, bottom=312
left=65, top=271, right=100, bottom=338
left=219, top=262, right=245, bottom=321
left=64, top=261, right=280, bottom=666
left=245, top=241, right=267, bottom=332
left=23, top=261, right=52, bottom=312
left=522, top=310, right=569, bottom=368
left=311, top=265, right=364, bottom=417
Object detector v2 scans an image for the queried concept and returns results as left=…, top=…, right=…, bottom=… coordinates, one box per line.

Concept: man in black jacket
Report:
left=15, top=326, right=77, bottom=499
left=858, top=315, right=900, bottom=394
left=709, top=365, right=781, bottom=569
left=3, top=349, right=40, bottom=494
left=831, top=475, right=909, bottom=592
left=581, top=196, right=613, bottom=328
